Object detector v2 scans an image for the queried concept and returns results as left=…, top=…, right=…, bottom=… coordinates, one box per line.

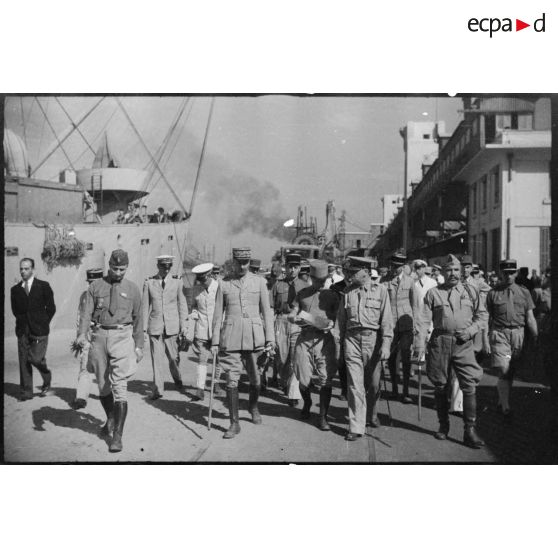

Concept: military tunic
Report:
left=212, top=272, right=275, bottom=389
left=337, top=280, right=393, bottom=435
left=270, top=277, right=308, bottom=398
left=292, top=287, right=339, bottom=388
left=79, top=276, right=143, bottom=401
left=486, top=283, right=534, bottom=378
left=416, top=283, right=485, bottom=393
left=143, top=274, right=188, bottom=395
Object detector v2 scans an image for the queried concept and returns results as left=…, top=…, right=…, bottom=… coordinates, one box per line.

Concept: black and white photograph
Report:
left=3, top=93, right=557, bottom=464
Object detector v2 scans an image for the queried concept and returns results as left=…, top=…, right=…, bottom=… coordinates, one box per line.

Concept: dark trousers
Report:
left=17, top=333, right=51, bottom=395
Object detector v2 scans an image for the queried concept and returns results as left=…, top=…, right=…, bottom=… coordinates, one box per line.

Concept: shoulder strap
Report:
left=462, top=282, right=478, bottom=306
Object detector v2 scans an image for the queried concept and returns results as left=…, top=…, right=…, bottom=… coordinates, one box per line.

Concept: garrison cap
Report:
left=285, top=253, right=302, bottom=265
left=109, top=249, right=129, bottom=266
left=310, top=260, right=329, bottom=279
left=444, top=254, right=461, bottom=268
left=86, top=268, right=103, bottom=281
left=156, top=254, right=174, bottom=265
left=460, top=254, right=473, bottom=265
left=391, top=251, right=406, bottom=266
left=500, top=259, right=518, bottom=272
left=347, top=256, right=374, bottom=271
left=249, top=258, right=261, bottom=270
left=232, top=247, right=251, bottom=261
left=192, top=263, right=213, bottom=275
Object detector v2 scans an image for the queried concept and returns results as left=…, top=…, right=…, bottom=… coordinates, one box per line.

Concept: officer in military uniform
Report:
left=212, top=265, right=222, bottom=281
left=77, top=249, right=144, bottom=453
left=189, top=262, right=224, bottom=400
left=270, top=252, right=308, bottom=406
left=142, top=255, right=188, bottom=400
left=299, top=259, right=312, bottom=286
left=337, top=257, right=393, bottom=440
left=72, top=268, right=104, bottom=410
left=486, top=259, right=538, bottom=418
left=290, top=261, right=340, bottom=430
left=414, top=254, right=487, bottom=449
left=385, top=251, right=415, bottom=403
left=211, top=247, right=275, bottom=439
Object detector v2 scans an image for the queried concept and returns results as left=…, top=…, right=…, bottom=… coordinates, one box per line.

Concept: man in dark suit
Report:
left=10, top=258, right=56, bottom=400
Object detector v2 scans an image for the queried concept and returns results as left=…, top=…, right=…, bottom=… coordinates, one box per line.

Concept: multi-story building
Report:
left=382, top=194, right=404, bottom=227
left=372, top=96, right=551, bottom=272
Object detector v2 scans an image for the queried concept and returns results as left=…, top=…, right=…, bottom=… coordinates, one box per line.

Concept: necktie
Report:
left=162, top=277, right=166, bottom=290
left=108, top=282, right=119, bottom=316
left=24, top=281, right=29, bottom=295
left=447, top=288, right=455, bottom=313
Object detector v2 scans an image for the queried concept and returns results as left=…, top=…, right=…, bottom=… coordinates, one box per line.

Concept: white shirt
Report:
left=21, top=276, right=34, bottom=292
left=324, top=273, right=343, bottom=290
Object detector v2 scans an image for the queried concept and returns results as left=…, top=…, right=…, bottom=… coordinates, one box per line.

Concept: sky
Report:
left=4, top=95, right=463, bottom=262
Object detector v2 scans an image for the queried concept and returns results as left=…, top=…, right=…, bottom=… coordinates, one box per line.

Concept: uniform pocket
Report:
left=252, top=317, right=265, bottom=348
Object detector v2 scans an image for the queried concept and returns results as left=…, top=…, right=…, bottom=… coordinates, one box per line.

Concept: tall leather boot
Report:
left=463, top=392, right=485, bottom=449
left=99, top=393, right=114, bottom=437
left=300, top=385, right=312, bottom=420
left=109, top=400, right=128, bottom=452
left=318, top=386, right=332, bottom=431
left=248, top=385, right=262, bottom=425
left=434, top=387, right=450, bottom=440
left=224, top=387, right=241, bottom=439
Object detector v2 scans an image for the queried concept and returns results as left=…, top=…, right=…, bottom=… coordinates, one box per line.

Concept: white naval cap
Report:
left=192, top=262, right=214, bottom=275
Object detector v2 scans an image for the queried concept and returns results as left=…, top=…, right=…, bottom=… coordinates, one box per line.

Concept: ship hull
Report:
left=4, top=221, right=189, bottom=335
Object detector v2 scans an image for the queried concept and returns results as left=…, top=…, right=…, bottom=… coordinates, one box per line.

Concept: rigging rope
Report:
left=36, top=98, right=76, bottom=172
left=188, top=97, right=215, bottom=217
left=31, top=97, right=104, bottom=176
left=55, top=98, right=97, bottom=157
left=36, top=97, right=50, bottom=168
left=115, top=97, right=189, bottom=216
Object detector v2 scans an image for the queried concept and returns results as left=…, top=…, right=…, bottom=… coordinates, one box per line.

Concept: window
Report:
left=472, top=184, right=477, bottom=216
left=491, top=228, right=500, bottom=272
left=540, top=227, right=550, bottom=271
left=482, top=231, right=488, bottom=270
left=481, top=176, right=488, bottom=211
left=518, top=114, right=533, bottom=130
left=423, top=134, right=430, bottom=139
left=493, top=166, right=500, bottom=205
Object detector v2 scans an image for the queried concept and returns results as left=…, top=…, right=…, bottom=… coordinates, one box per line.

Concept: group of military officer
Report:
left=56, top=244, right=541, bottom=452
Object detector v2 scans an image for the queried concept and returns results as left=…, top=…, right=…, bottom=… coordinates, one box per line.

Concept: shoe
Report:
left=39, top=383, right=51, bottom=397
left=463, top=393, right=485, bottom=449
left=318, top=386, right=332, bottom=431
left=174, top=381, right=184, bottom=391
left=109, top=401, right=128, bottom=452
left=345, top=432, right=363, bottom=441
left=463, top=426, right=485, bottom=449
left=190, top=388, right=205, bottom=401
left=18, top=392, right=33, bottom=401
left=300, top=385, right=312, bottom=420
left=401, top=395, right=413, bottom=404
left=288, top=399, right=299, bottom=408
left=72, top=398, right=87, bottom=410
left=366, top=417, right=380, bottom=428
left=150, top=392, right=163, bottom=401
left=434, top=425, right=449, bottom=440
left=388, top=392, right=399, bottom=401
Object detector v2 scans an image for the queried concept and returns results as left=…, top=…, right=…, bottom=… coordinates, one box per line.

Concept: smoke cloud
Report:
left=192, top=149, right=292, bottom=242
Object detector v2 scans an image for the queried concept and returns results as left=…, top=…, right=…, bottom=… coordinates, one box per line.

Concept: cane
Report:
left=208, top=352, right=217, bottom=431
left=381, top=359, right=393, bottom=426
left=417, top=358, right=423, bottom=422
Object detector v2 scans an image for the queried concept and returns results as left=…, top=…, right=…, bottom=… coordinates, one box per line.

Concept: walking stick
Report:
left=381, top=359, right=393, bottom=426
left=208, top=352, right=217, bottom=430
left=417, top=359, right=423, bottom=422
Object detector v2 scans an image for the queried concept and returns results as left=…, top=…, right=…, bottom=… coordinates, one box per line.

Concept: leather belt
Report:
left=97, top=324, right=132, bottom=330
